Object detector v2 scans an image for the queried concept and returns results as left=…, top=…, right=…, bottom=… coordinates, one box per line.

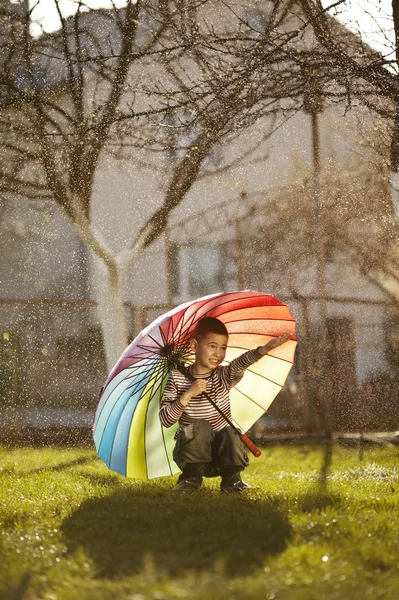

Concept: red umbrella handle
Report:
left=240, top=433, right=262, bottom=457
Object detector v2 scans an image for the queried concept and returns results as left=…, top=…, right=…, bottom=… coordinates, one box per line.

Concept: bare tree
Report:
left=5, top=0, right=390, bottom=371
left=0, top=0, right=323, bottom=368
left=296, top=1, right=398, bottom=208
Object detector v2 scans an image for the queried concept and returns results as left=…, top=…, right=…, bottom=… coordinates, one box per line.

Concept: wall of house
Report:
left=0, top=197, right=90, bottom=301
left=0, top=197, right=105, bottom=421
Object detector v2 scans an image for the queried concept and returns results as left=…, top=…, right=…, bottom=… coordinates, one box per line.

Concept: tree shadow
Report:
left=0, top=456, right=97, bottom=478
left=296, top=487, right=343, bottom=513
left=318, top=436, right=333, bottom=488
left=2, top=573, right=30, bottom=600
left=61, top=485, right=292, bottom=577
left=16, top=456, right=96, bottom=476
left=78, top=471, right=123, bottom=488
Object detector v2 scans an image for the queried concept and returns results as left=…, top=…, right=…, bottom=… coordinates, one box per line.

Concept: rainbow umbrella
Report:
left=93, top=290, right=297, bottom=480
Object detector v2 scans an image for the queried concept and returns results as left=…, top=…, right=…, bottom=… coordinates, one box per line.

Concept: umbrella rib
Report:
left=98, top=356, right=162, bottom=426
left=233, top=384, right=281, bottom=411
left=170, top=291, right=271, bottom=345
left=226, top=316, right=295, bottom=323
left=172, top=308, right=195, bottom=346
left=140, top=369, right=162, bottom=481
left=98, top=384, right=136, bottom=467
left=98, top=357, right=163, bottom=456
left=171, top=311, right=191, bottom=347
left=125, top=364, right=163, bottom=390
left=167, top=313, right=176, bottom=342
left=115, top=360, right=169, bottom=479
left=125, top=353, right=160, bottom=366
left=172, top=294, right=224, bottom=343
left=227, top=345, right=296, bottom=366
left=162, top=317, right=172, bottom=348
left=143, top=334, right=163, bottom=349
left=223, top=312, right=295, bottom=323
left=132, top=356, right=187, bottom=477
left=177, top=294, right=235, bottom=333
left=193, top=292, right=281, bottom=317
left=172, top=311, right=186, bottom=343
left=134, top=343, right=162, bottom=352
left=225, top=320, right=296, bottom=327
left=142, top=332, right=191, bottom=362
left=222, top=357, right=289, bottom=387
left=123, top=356, right=160, bottom=368
left=137, top=363, right=175, bottom=478
left=227, top=329, right=297, bottom=342
left=148, top=368, right=177, bottom=477
left=159, top=308, right=193, bottom=352
left=143, top=333, right=189, bottom=356
left=122, top=357, right=162, bottom=383
left=95, top=367, right=147, bottom=434
left=159, top=325, right=169, bottom=347
left=131, top=349, right=163, bottom=360
left=245, top=367, right=288, bottom=387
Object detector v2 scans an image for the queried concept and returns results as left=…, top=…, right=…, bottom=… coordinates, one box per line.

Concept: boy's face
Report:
left=190, top=332, right=228, bottom=374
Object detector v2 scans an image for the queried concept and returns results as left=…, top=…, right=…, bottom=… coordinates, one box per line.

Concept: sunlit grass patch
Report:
left=0, top=443, right=399, bottom=599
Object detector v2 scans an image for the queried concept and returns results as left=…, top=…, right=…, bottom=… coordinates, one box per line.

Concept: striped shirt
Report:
left=159, top=348, right=263, bottom=432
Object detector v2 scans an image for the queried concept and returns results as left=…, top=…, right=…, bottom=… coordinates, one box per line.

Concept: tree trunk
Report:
left=92, top=255, right=129, bottom=371
left=391, top=0, right=399, bottom=220
left=389, top=104, right=399, bottom=220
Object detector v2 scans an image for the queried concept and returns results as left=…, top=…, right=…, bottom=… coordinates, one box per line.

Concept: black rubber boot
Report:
left=172, top=463, right=204, bottom=492
left=220, top=466, right=251, bottom=492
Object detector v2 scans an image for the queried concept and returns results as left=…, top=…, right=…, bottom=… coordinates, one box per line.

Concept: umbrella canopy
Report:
left=93, top=290, right=297, bottom=480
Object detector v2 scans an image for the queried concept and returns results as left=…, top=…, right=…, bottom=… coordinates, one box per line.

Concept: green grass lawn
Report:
left=1, top=442, right=398, bottom=600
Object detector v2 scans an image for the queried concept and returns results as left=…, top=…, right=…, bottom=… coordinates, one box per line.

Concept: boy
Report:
left=159, top=316, right=290, bottom=492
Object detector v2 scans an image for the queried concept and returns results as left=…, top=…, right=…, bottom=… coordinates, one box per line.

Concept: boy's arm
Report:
left=159, top=375, right=184, bottom=427
left=257, top=333, right=292, bottom=356
left=223, top=348, right=264, bottom=387
left=223, top=333, right=292, bottom=387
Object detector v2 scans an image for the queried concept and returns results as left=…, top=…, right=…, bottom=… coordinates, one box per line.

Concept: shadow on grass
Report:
left=296, top=488, right=343, bottom=513
left=318, top=437, right=333, bottom=488
left=297, top=440, right=342, bottom=513
left=78, top=471, right=124, bottom=488
left=16, top=456, right=97, bottom=476
left=1, top=573, right=30, bottom=600
left=62, top=485, right=292, bottom=577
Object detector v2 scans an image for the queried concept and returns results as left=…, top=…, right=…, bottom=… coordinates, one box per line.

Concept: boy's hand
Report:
left=258, top=333, right=291, bottom=356
left=179, top=379, right=207, bottom=406
left=188, top=379, right=207, bottom=397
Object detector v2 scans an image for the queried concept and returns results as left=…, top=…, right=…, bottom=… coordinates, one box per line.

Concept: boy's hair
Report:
left=192, top=317, right=228, bottom=341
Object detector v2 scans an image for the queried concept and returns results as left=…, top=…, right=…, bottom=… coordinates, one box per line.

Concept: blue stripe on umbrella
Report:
left=105, top=358, right=162, bottom=475
left=98, top=373, right=157, bottom=470
left=94, top=360, right=157, bottom=449
left=97, top=386, right=140, bottom=470
left=94, top=355, right=159, bottom=429
left=93, top=368, right=129, bottom=434
left=106, top=389, right=143, bottom=475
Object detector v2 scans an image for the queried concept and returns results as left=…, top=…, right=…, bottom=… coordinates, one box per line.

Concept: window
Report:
left=171, top=244, right=237, bottom=302
left=243, top=12, right=265, bottom=34
left=241, top=11, right=265, bottom=48
left=240, top=4, right=275, bottom=48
